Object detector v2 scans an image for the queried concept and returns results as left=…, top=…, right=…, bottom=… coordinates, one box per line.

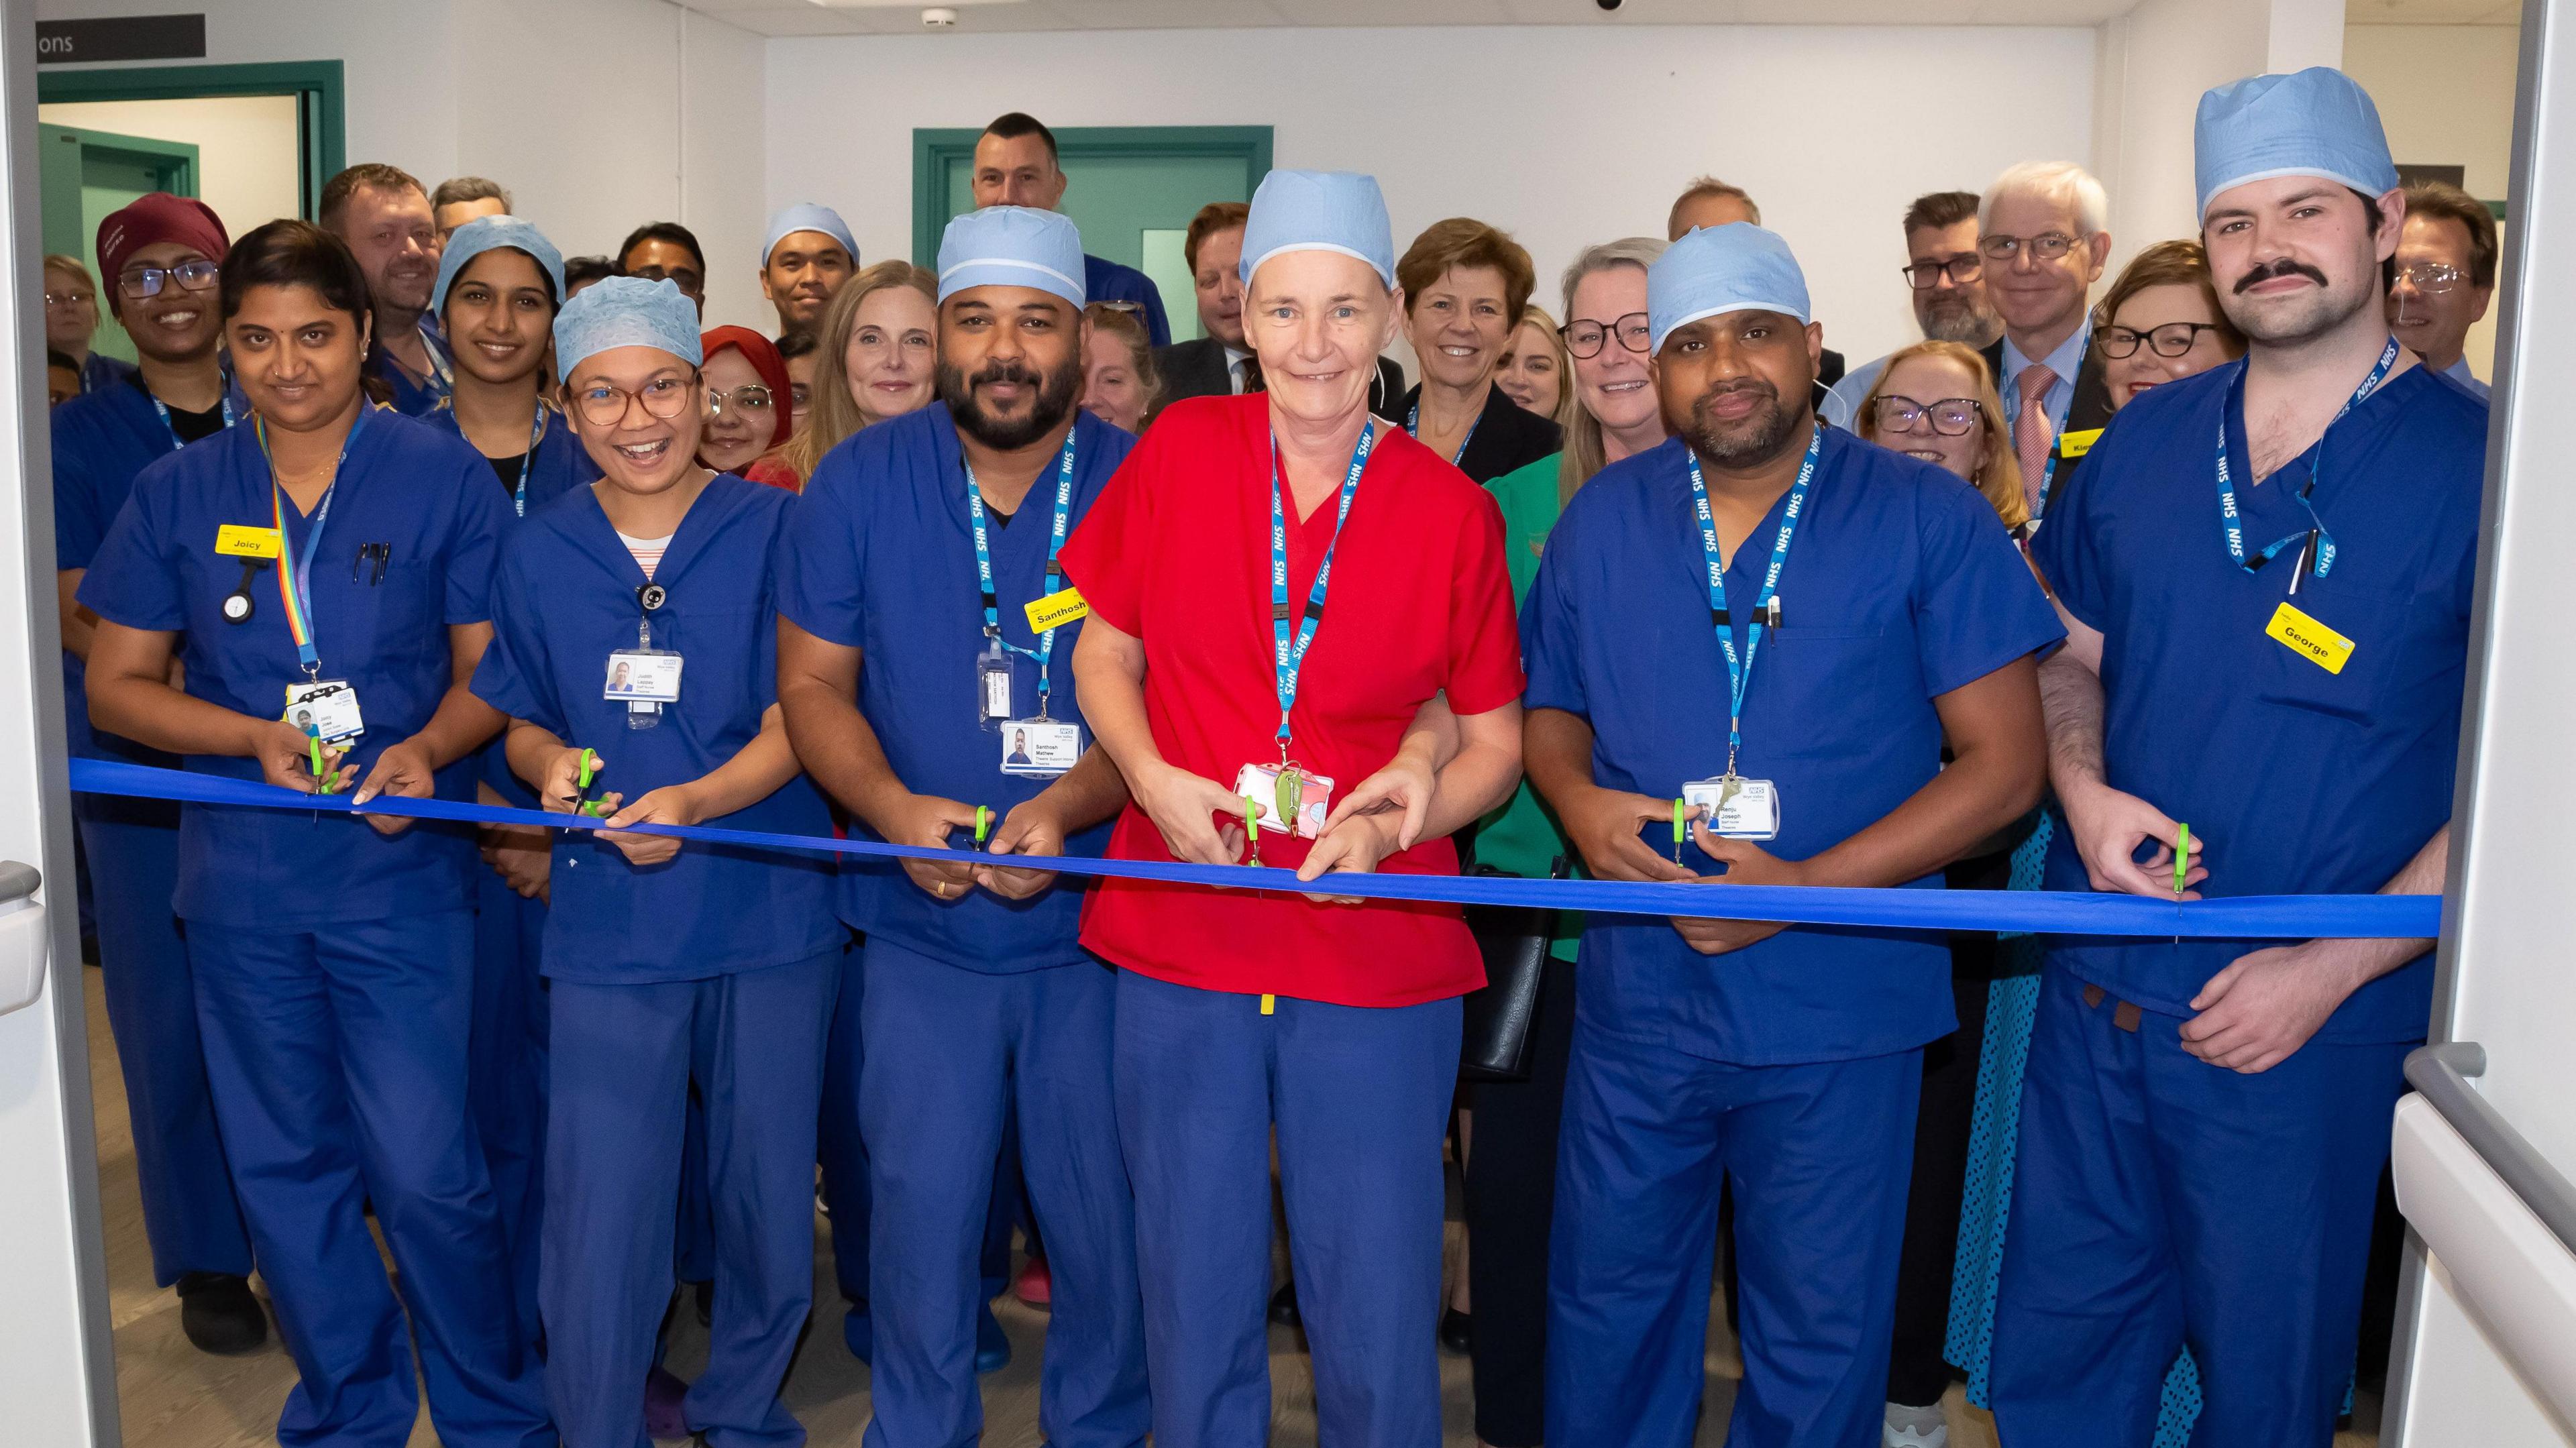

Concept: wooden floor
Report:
left=84, top=963, right=2374, bottom=1446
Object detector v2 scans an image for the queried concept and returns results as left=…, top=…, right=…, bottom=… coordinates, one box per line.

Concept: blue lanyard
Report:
left=2215, top=335, right=2398, bottom=585
left=151, top=392, right=236, bottom=451
left=964, top=428, right=1078, bottom=717
left=258, top=406, right=372, bottom=677
left=511, top=405, right=548, bottom=517
left=1687, top=423, right=1823, bottom=777
left=1404, top=401, right=1479, bottom=467
left=421, top=320, right=453, bottom=400
left=1270, top=421, right=1375, bottom=756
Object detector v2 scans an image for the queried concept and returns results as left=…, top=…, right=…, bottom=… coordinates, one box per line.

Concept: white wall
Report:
left=762, top=24, right=2098, bottom=368
left=37, top=93, right=301, bottom=245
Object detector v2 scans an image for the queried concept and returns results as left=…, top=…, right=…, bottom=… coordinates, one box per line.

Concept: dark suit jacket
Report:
left=1982, top=334, right=2114, bottom=438
left=1148, top=337, right=1406, bottom=428
left=1396, top=381, right=1564, bottom=484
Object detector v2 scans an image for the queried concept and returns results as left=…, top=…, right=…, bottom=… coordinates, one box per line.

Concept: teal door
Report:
left=914, top=126, right=1271, bottom=344
left=39, top=123, right=201, bottom=365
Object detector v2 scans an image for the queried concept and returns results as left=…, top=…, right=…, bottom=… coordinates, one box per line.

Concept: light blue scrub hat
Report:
left=763, top=203, right=859, bottom=267
left=431, top=214, right=567, bottom=315
left=2194, top=67, right=2399, bottom=219
left=1238, top=170, right=1396, bottom=290
left=551, top=276, right=702, bottom=376
left=1646, top=221, right=1811, bottom=354
left=936, top=206, right=1085, bottom=309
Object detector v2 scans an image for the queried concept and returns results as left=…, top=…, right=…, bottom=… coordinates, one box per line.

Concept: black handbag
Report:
left=1458, top=858, right=1567, bottom=1082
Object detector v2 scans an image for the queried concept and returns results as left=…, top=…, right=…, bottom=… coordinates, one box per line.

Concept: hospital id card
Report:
left=283, top=679, right=366, bottom=746
left=604, top=649, right=683, bottom=702
left=1232, top=763, right=1336, bottom=840
left=1002, top=720, right=1082, bottom=777
left=1683, top=774, right=1780, bottom=841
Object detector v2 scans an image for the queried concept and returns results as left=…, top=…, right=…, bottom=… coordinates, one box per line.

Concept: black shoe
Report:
left=693, top=1277, right=714, bottom=1329
left=1440, top=1307, right=1472, bottom=1355
left=176, top=1272, right=267, bottom=1355
left=1268, top=1283, right=1300, bottom=1326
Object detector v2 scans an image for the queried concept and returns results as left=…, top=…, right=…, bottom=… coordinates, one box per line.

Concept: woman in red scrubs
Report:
left=1064, top=168, right=1524, bottom=1448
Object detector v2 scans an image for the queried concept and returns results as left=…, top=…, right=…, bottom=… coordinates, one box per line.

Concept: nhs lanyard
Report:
left=152, top=393, right=236, bottom=451
left=1687, top=423, right=1821, bottom=777
left=419, top=321, right=454, bottom=400
left=965, top=427, right=1078, bottom=717
left=508, top=405, right=549, bottom=518
left=1271, top=420, right=1375, bottom=757
left=1404, top=402, right=1478, bottom=467
left=258, top=407, right=371, bottom=679
left=2214, top=335, right=2397, bottom=586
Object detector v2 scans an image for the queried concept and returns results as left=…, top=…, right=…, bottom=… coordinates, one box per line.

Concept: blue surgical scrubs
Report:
left=474, top=471, right=839, bottom=1448
left=775, top=403, right=1150, bottom=1448
left=1994, top=361, right=2485, bottom=1448
left=370, top=320, right=456, bottom=417
left=80, top=349, right=138, bottom=395
left=1518, top=427, right=2062, bottom=1448
left=76, top=407, right=547, bottom=1448
left=1083, top=254, right=1171, bottom=348
left=427, top=398, right=600, bottom=1337
left=52, top=374, right=254, bottom=1291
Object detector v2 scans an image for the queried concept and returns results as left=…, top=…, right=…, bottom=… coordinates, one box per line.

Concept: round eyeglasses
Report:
left=1560, top=311, right=1651, bottom=359
left=706, top=383, right=775, bottom=418
left=1871, top=394, right=1982, bottom=437
left=571, top=375, right=697, bottom=429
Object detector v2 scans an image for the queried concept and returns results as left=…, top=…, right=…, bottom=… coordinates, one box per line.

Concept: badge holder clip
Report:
left=608, top=610, right=682, bottom=732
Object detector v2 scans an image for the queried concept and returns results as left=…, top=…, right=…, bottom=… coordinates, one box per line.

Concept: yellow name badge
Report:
left=1024, top=586, right=1091, bottom=633
left=2265, top=601, right=2354, bottom=675
left=214, top=524, right=282, bottom=560
left=2056, top=427, right=2104, bottom=461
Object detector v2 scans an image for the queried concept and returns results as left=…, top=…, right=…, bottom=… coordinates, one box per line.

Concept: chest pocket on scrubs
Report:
left=342, top=556, right=444, bottom=670
left=2251, top=577, right=2415, bottom=725
left=1757, top=626, right=1888, bottom=751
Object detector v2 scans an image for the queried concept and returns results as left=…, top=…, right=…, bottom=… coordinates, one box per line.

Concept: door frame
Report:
left=910, top=124, right=1273, bottom=266
left=36, top=123, right=199, bottom=261
left=37, top=60, right=345, bottom=221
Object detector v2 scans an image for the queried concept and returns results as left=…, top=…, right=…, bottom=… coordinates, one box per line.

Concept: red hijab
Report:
left=699, top=326, right=794, bottom=451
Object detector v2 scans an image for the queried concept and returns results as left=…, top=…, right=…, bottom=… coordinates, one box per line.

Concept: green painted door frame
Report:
left=911, top=125, right=1273, bottom=268
left=38, top=60, right=345, bottom=221
left=37, top=123, right=198, bottom=257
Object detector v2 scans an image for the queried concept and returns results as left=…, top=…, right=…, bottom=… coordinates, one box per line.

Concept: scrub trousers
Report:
left=472, top=867, right=548, bottom=1339
left=188, top=907, right=549, bottom=1448
left=73, top=789, right=252, bottom=1287
left=1988, top=964, right=2409, bottom=1448
left=543, top=947, right=839, bottom=1448
left=1546, top=1021, right=1923, bottom=1448
left=1116, top=968, right=1460, bottom=1448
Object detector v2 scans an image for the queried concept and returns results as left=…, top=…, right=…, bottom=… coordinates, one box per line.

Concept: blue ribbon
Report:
left=66, top=759, right=2443, bottom=940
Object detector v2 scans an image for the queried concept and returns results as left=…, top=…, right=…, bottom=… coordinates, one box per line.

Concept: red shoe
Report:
left=1014, top=1254, right=1053, bottom=1309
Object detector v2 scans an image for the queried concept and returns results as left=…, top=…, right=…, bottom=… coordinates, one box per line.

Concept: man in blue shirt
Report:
left=1991, top=68, right=2479, bottom=1448
left=1521, top=221, right=2061, bottom=1448
left=775, top=205, right=1148, bottom=1448
left=971, top=111, right=1173, bottom=346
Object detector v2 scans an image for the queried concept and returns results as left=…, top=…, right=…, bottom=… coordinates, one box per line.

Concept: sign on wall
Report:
left=34, top=14, right=206, bottom=66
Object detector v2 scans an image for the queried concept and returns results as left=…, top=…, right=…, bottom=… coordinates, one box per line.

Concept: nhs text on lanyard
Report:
left=2215, top=335, right=2397, bottom=593
left=1237, top=421, right=1373, bottom=843
left=1405, top=402, right=1477, bottom=468
left=970, top=428, right=1086, bottom=777
left=260, top=410, right=372, bottom=749
left=1679, top=423, right=1823, bottom=843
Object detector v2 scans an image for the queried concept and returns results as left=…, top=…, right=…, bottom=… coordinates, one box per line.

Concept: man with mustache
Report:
left=1521, top=220, right=2060, bottom=1448
left=1977, top=161, right=2118, bottom=522
left=757, top=202, right=859, bottom=342
left=775, top=205, right=1148, bottom=1447
left=322, top=163, right=451, bottom=416
left=1823, top=190, right=2005, bottom=428
left=1992, top=68, right=2481, bottom=1447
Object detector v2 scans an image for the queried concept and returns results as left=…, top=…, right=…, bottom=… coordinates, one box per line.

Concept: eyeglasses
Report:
left=2098, top=321, right=2225, bottom=359
left=117, top=260, right=221, bottom=299
left=1900, top=256, right=1983, bottom=289
left=1978, top=232, right=2080, bottom=263
left=626, top=264, right=704, bottom=297
left=1560, top=312, right=1651, bottom=359
left=1870, top=394, right=1982, bottom=437
left=2396, top=262, right=2471, bottom=294
left=570, top=375, right=697, bottom=429
left=706, top=383, right=775, bottom=419
left=44, top=290, right=94, bottom=307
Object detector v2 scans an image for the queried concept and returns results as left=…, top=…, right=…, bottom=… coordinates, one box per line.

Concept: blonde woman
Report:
left=1856, top=339, right=2029, bottom=531
left=768, top=259, right=938, bottom=487
left=1494, top=304, right=1570, bottom=425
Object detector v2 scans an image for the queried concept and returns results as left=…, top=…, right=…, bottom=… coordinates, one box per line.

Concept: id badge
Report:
left=605, top=649, right=682, bottom=730
left=1683, top=774, right=1780, bottom=841
left=1002, top=720, right=1083, bottom=777
left=283, top=679, right=366, bottom=746
left=977, top=643, right=1012, bottom=729
left=1230, top=762, right=1336, bottom=840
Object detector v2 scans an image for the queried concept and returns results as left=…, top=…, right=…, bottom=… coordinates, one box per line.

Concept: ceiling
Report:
left=684, top=0, right=2522, bottom=38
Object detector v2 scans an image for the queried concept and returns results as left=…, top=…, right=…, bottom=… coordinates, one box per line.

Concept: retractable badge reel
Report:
left=608, top=584, right=684, bottom=730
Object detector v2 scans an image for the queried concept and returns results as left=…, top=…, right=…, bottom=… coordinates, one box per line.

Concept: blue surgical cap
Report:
left=2194, top=67, right=2399, bottom=219
left=431, top=215, right=566, bottom=315
left=763, top=203, right=859, bottom=268
left=936, top=207, right=1085, bottom=309
left=1239, top=170, right=1396, bottom=290
left=552, top=276, right=702, bottom=376
left=1646, top=222, right=1811, bottom=354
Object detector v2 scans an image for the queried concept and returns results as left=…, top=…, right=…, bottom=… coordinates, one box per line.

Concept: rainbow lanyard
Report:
left=258, top=408, right=372, bottom=679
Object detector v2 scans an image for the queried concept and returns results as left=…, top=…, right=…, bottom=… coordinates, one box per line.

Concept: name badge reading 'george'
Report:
left=2265, top=601, right=2353, bottom=675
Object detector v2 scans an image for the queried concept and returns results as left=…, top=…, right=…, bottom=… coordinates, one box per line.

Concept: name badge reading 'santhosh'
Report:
left=2264, top=602, right=2353, bottom=675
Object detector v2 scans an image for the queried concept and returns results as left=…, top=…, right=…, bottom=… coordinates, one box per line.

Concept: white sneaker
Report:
left=1883, top=1400, right=1948, bottom=1448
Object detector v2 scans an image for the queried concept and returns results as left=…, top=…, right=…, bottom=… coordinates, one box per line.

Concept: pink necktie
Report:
left=2015, top=363, right=2059, bottom=514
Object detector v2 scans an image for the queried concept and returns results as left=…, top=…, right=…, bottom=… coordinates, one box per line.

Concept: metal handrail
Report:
left=0, top=860, right=35, bottom=904
left=2404, top=1040, right=2576, bottom=1260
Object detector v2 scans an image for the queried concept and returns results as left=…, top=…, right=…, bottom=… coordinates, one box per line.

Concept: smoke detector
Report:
left=922, top=6, right=957, bottom=24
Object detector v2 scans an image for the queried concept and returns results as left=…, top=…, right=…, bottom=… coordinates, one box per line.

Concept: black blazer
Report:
left=1982, top=334, right=2114, bottom=439
left=1395, top=381, right=1563, bottom=484
left=1149, top=337, right=1407, bottom=428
